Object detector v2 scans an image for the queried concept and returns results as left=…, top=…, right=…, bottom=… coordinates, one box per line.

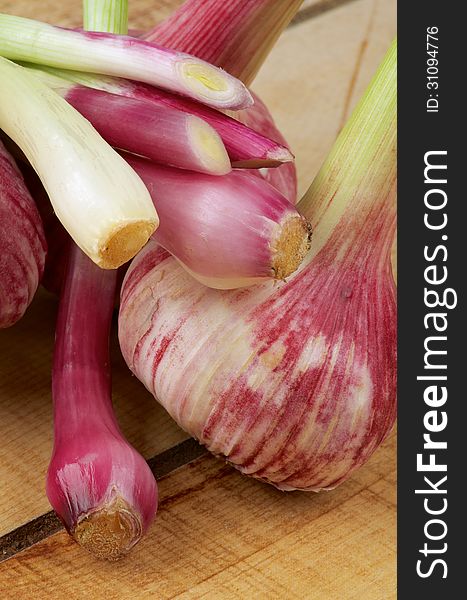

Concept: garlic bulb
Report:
left=125, top=155, right=310, bottom=289
left=118, top=41, right=397, bottom=491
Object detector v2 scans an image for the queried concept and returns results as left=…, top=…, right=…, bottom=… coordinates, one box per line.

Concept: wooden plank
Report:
left=0, top=0, right=184, bottom=27
left=173, top=491, right=395, bottom=600
left=0, top=432, right=395, bottom=599
left=338, top=0, right=397, bottom=123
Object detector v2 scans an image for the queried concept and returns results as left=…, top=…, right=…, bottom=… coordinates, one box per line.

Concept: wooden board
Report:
left=0, top=0, right=397, bottom=597
left=0, top=434, right=396, bottom=599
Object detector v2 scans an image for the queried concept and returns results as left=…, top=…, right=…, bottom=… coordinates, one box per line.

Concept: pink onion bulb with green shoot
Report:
left=145, top=0, right=301, bottom=202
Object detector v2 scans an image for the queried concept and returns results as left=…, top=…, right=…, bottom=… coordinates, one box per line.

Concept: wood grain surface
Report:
left=0, top=0, right=396, bottom=597
left=0, top=434, right=396, bottom=599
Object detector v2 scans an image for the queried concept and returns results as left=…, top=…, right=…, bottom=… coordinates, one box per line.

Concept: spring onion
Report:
left=23, top=64, right=293, bottom=170
left=47, top=242, right=158, bottom=560
left=0, top=13, right=253, bottom=111
left=45, top=0, right=158, bottom=562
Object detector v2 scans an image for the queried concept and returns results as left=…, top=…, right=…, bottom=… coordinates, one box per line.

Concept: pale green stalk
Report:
left=0, top=57, right=158, bottom=269
left=83, top=0, right=128, bottom=34
left=298, top=39, right=397, bottom=260
left=22, top=2, right=128, bottom=94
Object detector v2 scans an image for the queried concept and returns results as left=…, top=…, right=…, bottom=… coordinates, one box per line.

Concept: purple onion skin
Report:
left=126, top=156, right=310, bottom=287
left=0, top=140, right=46, bottom=328
left=47, top=244, right=157, bottom=560
left=70, top=79, right=293, bottom=169
left=64, top=86, right=231, bottom=175
left=128, top=84, right=294, bottom=169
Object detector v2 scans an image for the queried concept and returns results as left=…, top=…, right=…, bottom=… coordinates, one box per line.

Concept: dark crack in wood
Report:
left=0, top=438, right=207, bottom=562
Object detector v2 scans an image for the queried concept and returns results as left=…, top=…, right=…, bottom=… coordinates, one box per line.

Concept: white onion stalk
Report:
left=0, top=140, right=47, bottom=328
left=0, top=13, right=253, bottom=111
left=0, top=57, right=158, bottom=269
left=119, top=41, right=397, bottom=492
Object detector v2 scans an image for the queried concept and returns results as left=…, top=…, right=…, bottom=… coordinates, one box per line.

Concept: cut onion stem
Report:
left=24, top=65, right=292, bottom=170
left=0, top=139, right=47, bottom=328
left=125, top=155, right=311, bottom=289
left=48, top=243, right=157, bottom=560
left=66, top=88, right=231, bottom=175
left=0, top=13, right=253, bottom=110
left=25, top=69, right=230, bottom=175
left=144, top=0, right=304, bottom=86
left=0, top=57, right=158, bottom=269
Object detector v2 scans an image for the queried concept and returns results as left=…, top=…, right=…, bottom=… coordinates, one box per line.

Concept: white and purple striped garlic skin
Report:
left=119, top=190, right=396, bottom=492
left=0, top=140, right=46, bottom=328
